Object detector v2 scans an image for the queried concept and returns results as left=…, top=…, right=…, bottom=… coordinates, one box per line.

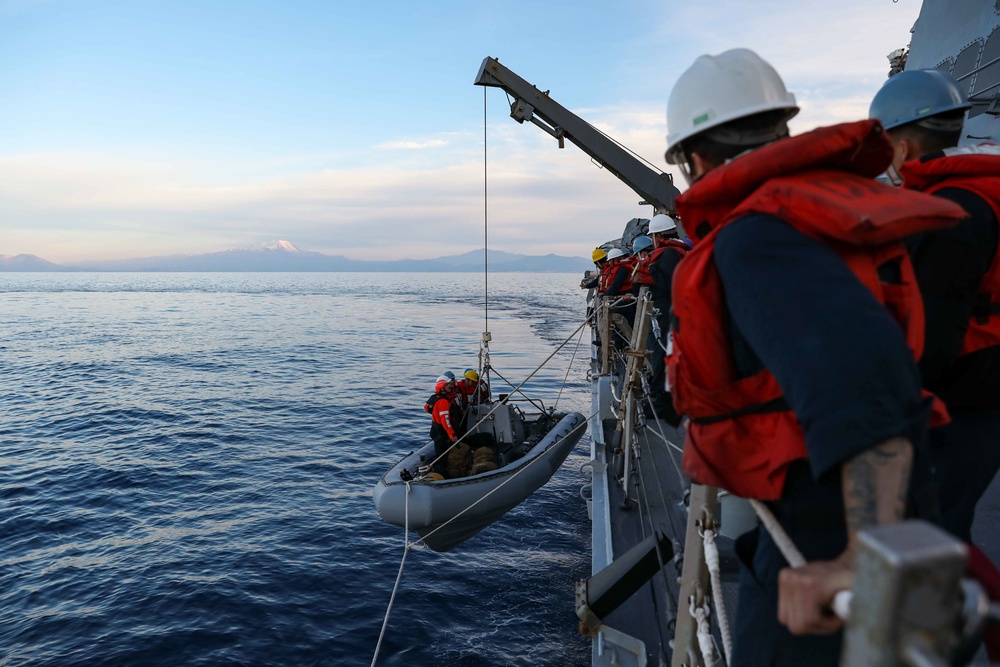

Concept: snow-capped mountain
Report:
left=253, top=240, right=300, bottom=253
left=4, top=242, right=591, bottom=273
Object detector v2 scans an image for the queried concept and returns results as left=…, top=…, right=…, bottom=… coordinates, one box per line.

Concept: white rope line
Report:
left=748, top=499, right=852, bottom=620
left=689, top=594, right=716, bottom=665
left=624, top=427, right=676, bottom=661
left=637, top=395, right=688, bottom=500
left=553, top=321, right=587, bottom=412
left=609, top=374, right=623, bottom=406
left=413, top=408, right=598, bottom=549
left=650, top=311, right=669, bottom=353
left=426, top=314, right=593, bottom=470
left=703, top=528, right=733, bottom=664
left=642, top=418, right=685, bottom=457
left=605, top=296, right=630, bottom=309
left=613, top=327, right=633, bottom=345
left=371, top=482, right=412, bottom=667
left=748, top=499, right=805, bottom=567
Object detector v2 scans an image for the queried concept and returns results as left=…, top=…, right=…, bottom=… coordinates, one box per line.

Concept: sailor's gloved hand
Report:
left=777, top=551, right=853, bottom=635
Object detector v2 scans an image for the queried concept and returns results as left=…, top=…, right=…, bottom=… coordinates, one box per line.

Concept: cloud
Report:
left=374, top=139, right=449, bottom=150
left=0, top=82, right=898, bottom=265
left=0, top=0, right=925, bottom=264
left=0, top=138, right=653, bottom=263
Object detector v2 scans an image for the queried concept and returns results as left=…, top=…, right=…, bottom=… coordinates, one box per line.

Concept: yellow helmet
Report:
left=592, top=248, right=608, bottom=262
left=464, top=368, right=479, bottom=381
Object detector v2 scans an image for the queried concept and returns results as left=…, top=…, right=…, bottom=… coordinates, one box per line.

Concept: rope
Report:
left=414, top=407, right=598, bottom=548
left=748, top=499, right=852, bottom=620
left=703, top=528, right=733, bottom=663
left=483, top=84, right=489, bottom=335
left=608, top=375, right=622, bottom=408
left=633, top=391, right=686, bottom=541
left=553, top=321, right=586, bottom=412
left=749, top=499, right=805, bottom=567
left=426, top=314, right=592, bottom=470
left=650, top=310, right=669, bottom=353
left=626, top=418, right=673, bottom=659
left=490, top=366, right=549, bottom=415
left=371, top=482, right=412, bottom=667
left=689, top=595, right=715, bottom=665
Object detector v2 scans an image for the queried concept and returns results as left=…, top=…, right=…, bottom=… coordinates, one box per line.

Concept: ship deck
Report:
left=589, top=377, right=741, bottom=667
left=590, top=393, right=1000, bottom=667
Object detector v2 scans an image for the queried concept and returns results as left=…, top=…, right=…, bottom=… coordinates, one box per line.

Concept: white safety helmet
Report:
left=606, top=247, right=627, bottom=261
left=647, top=214, right=677, bottom=235
left=665, top=48, right=799, bottom=166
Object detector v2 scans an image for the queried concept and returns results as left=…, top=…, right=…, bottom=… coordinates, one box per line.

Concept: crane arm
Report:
left=474, top=56, right=681, bottom=213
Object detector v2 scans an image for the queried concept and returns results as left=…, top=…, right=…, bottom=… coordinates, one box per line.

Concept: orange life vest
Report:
left=900, top=146, right=1000, bottom=356
left=431, top=395, right=457, bottom=439
left=633, top=239, right=689, bottom=286
left=597, top=261, right=615, bottom=293
left=631, top=257, right=651, bottom=286
left=613, top=259, right=635, bottom=294
left=667, top=119, right=966, bottom=500
left=600, top=258, right=634, bottom=295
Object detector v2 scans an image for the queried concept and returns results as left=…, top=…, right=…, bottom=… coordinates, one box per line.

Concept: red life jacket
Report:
left=667, top=119, right=966, bottom=500
left=609, top=259, right=635, bottom=295
left=431, top=395, right=457, bottom=439
left=424, top=390, right=447, bottom=413
left=632, top=255, right=652, bottom=286
left=597, top=261, right=615, bottom=293
left=634, top=239, right=689, bottom=286
left=900, top=146, right=1000, bottom=356
left=462, top=379, right=490, bottom=403
left=456, top=378, right=490, bottom=406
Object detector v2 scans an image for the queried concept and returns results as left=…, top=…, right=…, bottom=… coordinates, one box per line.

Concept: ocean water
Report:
left=2, top=272, right=593, bottom=667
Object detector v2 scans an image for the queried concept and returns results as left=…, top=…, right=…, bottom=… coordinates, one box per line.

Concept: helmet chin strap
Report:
left=884, top=162, right=903, bottom=187
left=677, top=160, right=695, bottom=187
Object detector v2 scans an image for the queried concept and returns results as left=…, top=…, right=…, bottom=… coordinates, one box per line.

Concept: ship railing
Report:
left=614, top=290, right=653, bottom=509
left=671, top=486, right=995, bottom=667
left=593, top=293, right=638, bottom=377
left=579, top=483, right=995, bottom=666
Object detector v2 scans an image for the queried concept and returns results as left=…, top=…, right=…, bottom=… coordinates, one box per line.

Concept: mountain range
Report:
left=0, top=242, right=592, bottom=273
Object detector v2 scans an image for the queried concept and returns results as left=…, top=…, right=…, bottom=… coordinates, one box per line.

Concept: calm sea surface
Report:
left=2, top=272, right=593, bottom=667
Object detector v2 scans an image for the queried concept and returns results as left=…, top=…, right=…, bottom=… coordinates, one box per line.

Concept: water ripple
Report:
left=1, top=273, right=591, bottom=667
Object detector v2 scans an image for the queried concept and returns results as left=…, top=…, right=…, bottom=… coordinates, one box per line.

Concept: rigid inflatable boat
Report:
left=373, top=400, right=586, bottom=552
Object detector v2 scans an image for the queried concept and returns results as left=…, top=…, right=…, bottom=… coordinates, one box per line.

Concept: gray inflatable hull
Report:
left=373, top=411, right=586, bottom=552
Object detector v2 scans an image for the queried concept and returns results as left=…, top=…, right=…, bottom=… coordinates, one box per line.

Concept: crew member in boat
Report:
left=457, top=368, right=490, bottom=407
left=453, top=368, right=489, bottom=434
left=663, top=48, right=965, bottom=666
left=427, top=374, right=459, bottom=475
left=634, top=214, right=687, bottom=422
left=871, top=70, right=1000, bottom=543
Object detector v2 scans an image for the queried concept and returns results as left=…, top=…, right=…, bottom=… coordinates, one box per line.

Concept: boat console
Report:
left=466, top=401, right=527, bottom=465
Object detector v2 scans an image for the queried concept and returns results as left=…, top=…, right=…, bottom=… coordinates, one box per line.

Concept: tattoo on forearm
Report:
left=842, top=437, right=913, bottom=539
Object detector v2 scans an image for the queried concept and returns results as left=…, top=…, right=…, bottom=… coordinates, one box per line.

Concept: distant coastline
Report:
left=0, top=242, right=591, bottom=273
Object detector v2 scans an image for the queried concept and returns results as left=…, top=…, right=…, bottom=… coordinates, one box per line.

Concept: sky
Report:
left=0, top=0, right=924, bottom=263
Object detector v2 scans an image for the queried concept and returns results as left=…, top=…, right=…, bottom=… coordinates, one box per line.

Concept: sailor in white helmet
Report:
left=663, top=48, right=965, bottom=665
left=636, top=214, right=688, bottom=422
left=602, top=246, right=637, bottom=324
left=871, top=70, right=1000, bottom=546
